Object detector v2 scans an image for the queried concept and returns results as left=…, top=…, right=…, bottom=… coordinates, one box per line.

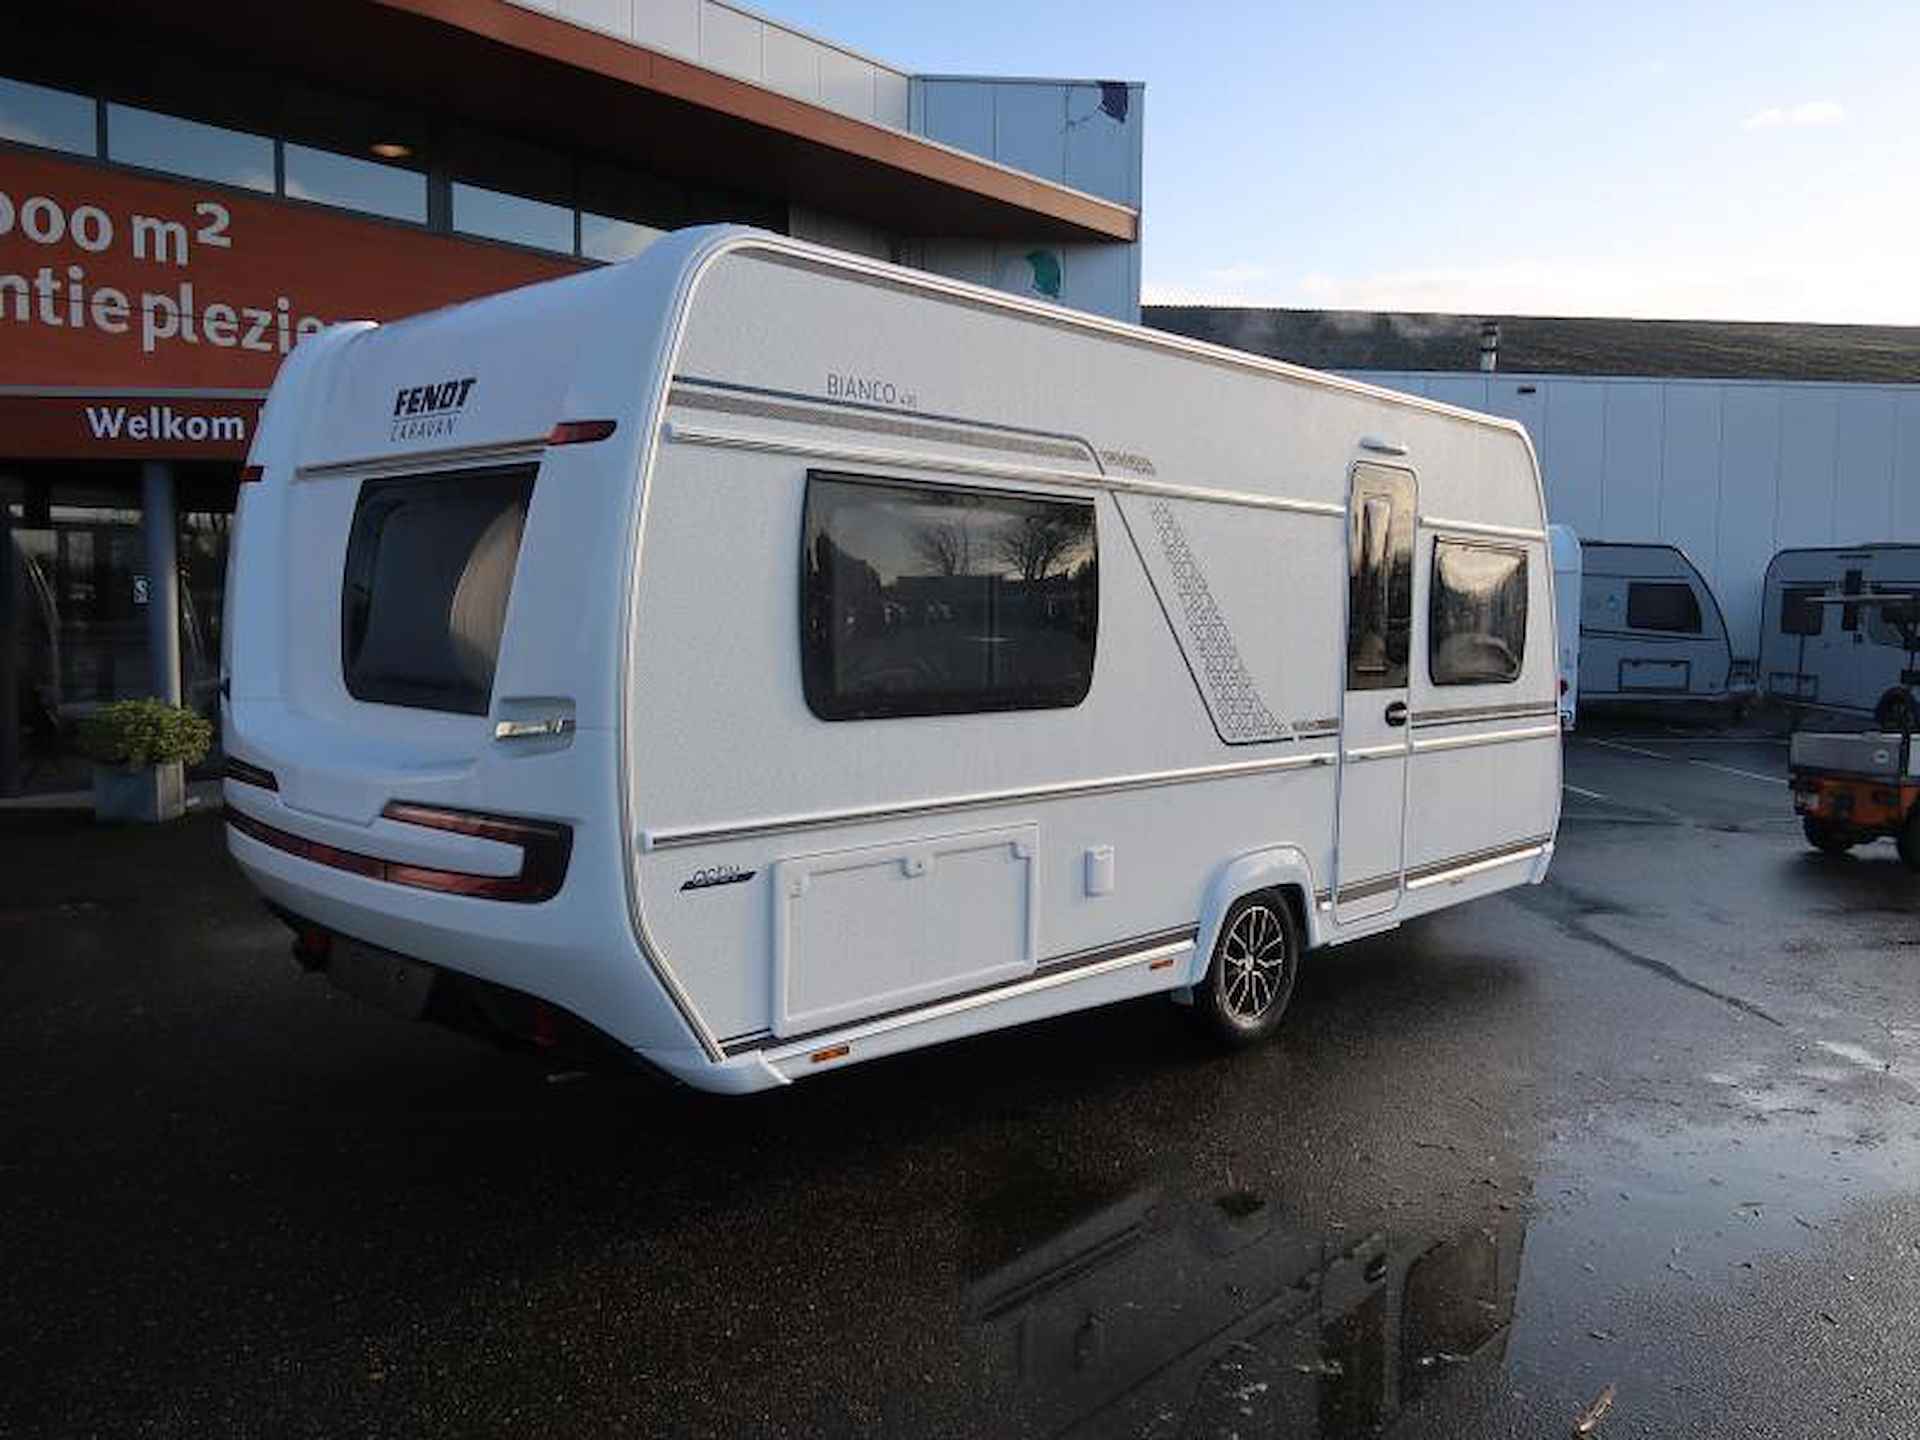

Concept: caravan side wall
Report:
left=1759, top=546, right=1920, bottom=713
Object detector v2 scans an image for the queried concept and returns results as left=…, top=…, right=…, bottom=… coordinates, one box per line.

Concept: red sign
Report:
left=0, top=146, right=584, bottom=455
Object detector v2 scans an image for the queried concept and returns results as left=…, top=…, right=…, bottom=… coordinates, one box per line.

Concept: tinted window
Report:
left=284, top=143, right=427, bottom=223
left=1626, top=581, right=1702, bottom=633
left=106, top=103, right=273, bottom=191
left=801, top=472, right=1097, bottom=720
left=1779, top=584, right=1824, bottom=637
left=342, top=466, right=536, bottom=715
left=451, top=181, right=574, bottom=253
left=1430, top=541, right=1528, bottom=686
left=1346, top=464, right=1415, bottom=690
left=1867, top=589, right=1920, bottom=648
left=0, top=77, right=96, bottom=156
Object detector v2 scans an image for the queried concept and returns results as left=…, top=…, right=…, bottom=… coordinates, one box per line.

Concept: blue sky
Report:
left=751, top=1, right=1920, bottom=322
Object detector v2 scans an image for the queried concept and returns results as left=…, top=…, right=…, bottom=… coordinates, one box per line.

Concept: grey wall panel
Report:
left=1543, top=382, right=1605, bottom=538
left=1659, top=384, right=1722, bottom=580
left=762, top=23, right=820, bottom=99
left=918, top=81, right=996, bottom=161
left=1065, top=84, right=1143, bottom=205
left=1775, top=390, right=1839, bottom=547
left=1834, top=391, right=1897, bottom=543
left=1424, top=376, right=1490, bottom=410
left=1716, top=387, right=1783, bottom=652
left=1601, top=384, right=1663, bottom=539
left=631, top=0, right=699, bottom=58
left=1898, top=395, right=1920, bottom=540
left=992, top=84, right=1067, bottom=185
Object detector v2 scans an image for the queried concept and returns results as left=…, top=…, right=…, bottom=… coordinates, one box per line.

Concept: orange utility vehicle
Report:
left=1789, top=593, right=1920, bottom=868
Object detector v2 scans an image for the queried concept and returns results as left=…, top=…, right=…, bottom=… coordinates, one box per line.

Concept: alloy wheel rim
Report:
left=1221, top=904, right=1288, bottom=1022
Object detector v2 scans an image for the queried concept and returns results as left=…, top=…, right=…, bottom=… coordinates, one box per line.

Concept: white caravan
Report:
left=223, top=227, right=1560, bottom=1094
left=1760, top=545, right=1920, bottom=721
left=1577, top=541, right=1741, bottom=711
left=1549, top=525, right=1581, bottom=729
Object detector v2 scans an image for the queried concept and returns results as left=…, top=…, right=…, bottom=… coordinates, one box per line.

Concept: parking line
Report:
left=1563, top=783, right=1607, bottom=800
left=1687, top=759, right=1783, bottom=785
left=1583, top=738, right=1670, bottom=761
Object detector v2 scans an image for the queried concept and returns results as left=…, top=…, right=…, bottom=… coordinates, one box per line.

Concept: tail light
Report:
left=547, top=419, right=617, bottom=446
left=226, top=802, right=572, bottom=903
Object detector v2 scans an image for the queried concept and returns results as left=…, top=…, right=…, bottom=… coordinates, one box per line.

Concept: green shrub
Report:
left=76, top=699, right=213, bottom=768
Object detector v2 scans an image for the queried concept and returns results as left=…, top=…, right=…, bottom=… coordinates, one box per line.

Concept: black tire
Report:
left=1193, top=890, right=1300, bottom=1047
left=1874, top=687, right=1917, bottom=734
left=1898, top=808, right=1920, bottom=872
left=1803, top=816, right=1855, bottom=855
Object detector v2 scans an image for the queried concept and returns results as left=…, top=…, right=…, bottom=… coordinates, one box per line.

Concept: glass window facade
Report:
left=580, top=212, right=664, bottom=263
left=0, top=76, right=95, bottom=155
left=105, top=103, right=274, bottom=192
left=451, top=182, right=575, bottom=253
left=283, top=143, right=427, bottom=223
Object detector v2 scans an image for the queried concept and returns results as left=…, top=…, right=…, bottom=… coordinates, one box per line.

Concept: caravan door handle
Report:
left=1384, top=701, right=1409, bottom=727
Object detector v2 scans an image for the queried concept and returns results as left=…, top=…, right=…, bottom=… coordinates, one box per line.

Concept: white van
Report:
left=223, top=227, right=1560, bottom=1093
left=1549, top=525, right=1581, bottom=729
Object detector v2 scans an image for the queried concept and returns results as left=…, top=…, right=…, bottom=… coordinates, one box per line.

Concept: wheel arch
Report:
left=1187, top=846, right=1322, bottom=988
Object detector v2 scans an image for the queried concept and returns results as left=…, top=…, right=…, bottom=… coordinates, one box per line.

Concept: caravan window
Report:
left=1626, top=581, right=1701, bottom=633
left=1429, top=541, right=1527, bottom=686
left=1779, top=585, right=1825, bottom=637
left=341, top=465, right=536, bottom=715
left=1868, top=589, right=1920, bottom=647
left=800, top=473, right=1097, bottom=720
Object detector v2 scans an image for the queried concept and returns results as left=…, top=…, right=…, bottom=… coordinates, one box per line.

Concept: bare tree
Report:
left=992, top=513, right=1084, bottom=582
left=909, top=518, right=976, bottom=576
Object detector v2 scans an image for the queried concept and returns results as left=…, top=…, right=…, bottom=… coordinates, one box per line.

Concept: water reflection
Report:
left=969, top=1184, right=1525, bottom=1437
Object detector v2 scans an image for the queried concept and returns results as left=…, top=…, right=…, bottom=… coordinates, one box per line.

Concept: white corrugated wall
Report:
left=1345, top=371, right=1920, bottom=659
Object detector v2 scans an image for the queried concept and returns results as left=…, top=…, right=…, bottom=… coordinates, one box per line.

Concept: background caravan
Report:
left=222, top=226, right=1561, bottom=1095
left=1760, top=545, right=1920, bottom=723
left=1549, top=524, right=1582, bottom=729
left=1577, top=541, right=1743, bottom=713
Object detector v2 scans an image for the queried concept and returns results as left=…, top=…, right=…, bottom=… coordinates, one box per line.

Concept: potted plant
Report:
left=76, top=699, right=213, bottom=823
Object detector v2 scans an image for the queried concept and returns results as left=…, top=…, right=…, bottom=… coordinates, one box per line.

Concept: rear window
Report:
left=1626, top=580, right=1701, bottom=634
left=1429, top=540, right=1527, bottom=685
left=800, top=471, right=1097, bottom=720
left=341, top=464, right=535, bottom=715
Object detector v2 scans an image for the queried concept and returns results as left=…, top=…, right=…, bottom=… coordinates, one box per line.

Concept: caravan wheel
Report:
left=1195, top=892, right=1299, bottom=1047
left=1898, top=809, right=1920, bottom=872
left=1803, top=817, right=1856, bottom=855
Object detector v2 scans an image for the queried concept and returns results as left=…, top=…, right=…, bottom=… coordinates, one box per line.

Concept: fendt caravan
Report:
left=223, top=228, right=1561, bottom=1094
left=1577, top=541, right=1741, bottom=712
left=1760, top=545, right=1920, bottom=721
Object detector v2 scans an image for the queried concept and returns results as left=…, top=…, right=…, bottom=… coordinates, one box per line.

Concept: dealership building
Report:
left=0, top=0, right=1143, bottom=792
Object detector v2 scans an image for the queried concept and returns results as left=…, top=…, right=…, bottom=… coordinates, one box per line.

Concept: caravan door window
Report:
left=1625, top=581, right=1701, bottom=633
left=1429, top=541, right=1528, bottom=685
left=800, top=472, right=1097, bottom=720
left=1345, top=467, right=1414, bottom=690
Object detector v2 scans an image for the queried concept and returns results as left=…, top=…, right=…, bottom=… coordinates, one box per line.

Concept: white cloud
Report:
left=1742, top=99, right=1845, bottom=130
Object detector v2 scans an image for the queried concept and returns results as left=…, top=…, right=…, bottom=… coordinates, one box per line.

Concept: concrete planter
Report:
left=92, top=761, right=186, bottom=823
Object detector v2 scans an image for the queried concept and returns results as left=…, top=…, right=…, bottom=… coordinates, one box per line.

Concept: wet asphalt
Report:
left=3, top=718, right=1919, bottom=1438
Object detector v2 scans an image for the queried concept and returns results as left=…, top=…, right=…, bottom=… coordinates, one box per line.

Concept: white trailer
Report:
left=1549, top=524, right=1581, bottom=729
left=1760, top=545, right=1920, bottom=721
left=222, top=227, right=1561, bottom=1094
left=1577, top=541, right=1743, bottom=711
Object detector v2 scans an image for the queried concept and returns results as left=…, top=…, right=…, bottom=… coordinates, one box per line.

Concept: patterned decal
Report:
left=1147, top=500, right=1287, bottom=743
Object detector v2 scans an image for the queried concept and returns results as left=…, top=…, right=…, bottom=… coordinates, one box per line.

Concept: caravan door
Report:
left=1336, top=463, right=1417, bottom=922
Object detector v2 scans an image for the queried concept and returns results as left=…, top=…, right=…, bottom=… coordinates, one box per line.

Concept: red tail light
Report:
left=547, top=419, right=617, bottom=446
left=240, top=463, right=265, bottom=482
left=226, top=803, right=572, bottom=903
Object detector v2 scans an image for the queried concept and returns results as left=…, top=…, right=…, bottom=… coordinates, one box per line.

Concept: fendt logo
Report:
left=390, top=376, right=476, bottom=442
